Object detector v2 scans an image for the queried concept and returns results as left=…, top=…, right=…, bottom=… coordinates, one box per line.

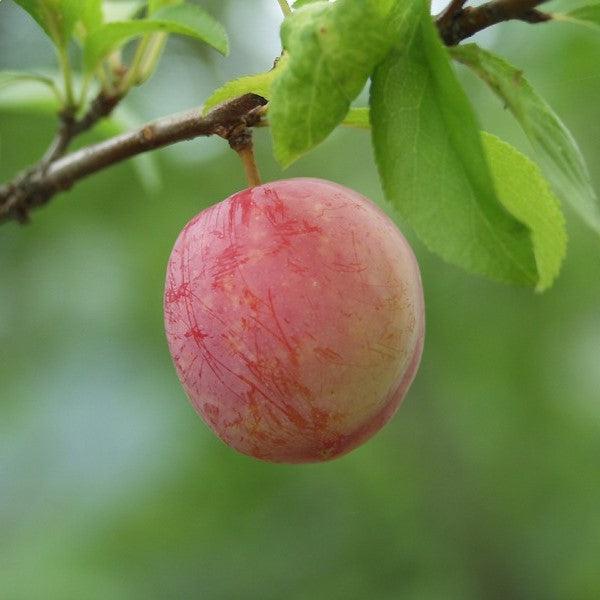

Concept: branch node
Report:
left=224, top=118, right=263, bottom=188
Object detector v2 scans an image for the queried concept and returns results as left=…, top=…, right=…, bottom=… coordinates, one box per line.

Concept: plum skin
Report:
left=164, top=178, right=424, bottom=463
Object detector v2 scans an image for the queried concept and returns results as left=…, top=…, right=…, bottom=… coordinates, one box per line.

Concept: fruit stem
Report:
left=238, top=146, right=262, bottom=188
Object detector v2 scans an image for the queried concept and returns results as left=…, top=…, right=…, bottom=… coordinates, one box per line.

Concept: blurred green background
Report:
left=1, top=1, right=599, bottom=598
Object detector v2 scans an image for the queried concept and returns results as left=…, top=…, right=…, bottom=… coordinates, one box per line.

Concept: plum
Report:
left=164, top=178, right=424, bottom=463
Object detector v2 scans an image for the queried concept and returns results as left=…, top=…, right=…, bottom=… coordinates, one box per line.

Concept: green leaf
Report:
left=292, top=0, right=324, bottom=7
left=0, top=79, right=60, bottom=114
left=203, top=72, right=274, bottom=114
left=14, top=0, right=80, bottom=47
left=270, top=0, right=421, bottom=166
left=148, top=0, right=182, bottom=14
left=370, top=3, right=537, bottom=286
left=563, top=4, right=600, bottom=30
left=483, top=133, right=567, bottom=291
left=202, top=57, right=288, bottom=115
left=103, top=0, right=145, bottom=22
left=451, top=44, right=600, bottom=236
left=79, top=0, right=103, bottom=35
left=342, top=107, right=370, bottom=129
left=83, top=4, right=229, bottom=73
left=0, top=70, right=59, bottom=96
left=202, top=71, right=275, bottom=115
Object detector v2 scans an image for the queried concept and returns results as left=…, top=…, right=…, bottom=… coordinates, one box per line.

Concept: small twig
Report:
left=41, top=92, right=123, bottom=166
left=40, top=112, right=77, bottom=165
left=72, top=91, right=123, bottom=136
left=0, top=94, right=268, bottom=224
left=437, top=0, right=551, bottom=46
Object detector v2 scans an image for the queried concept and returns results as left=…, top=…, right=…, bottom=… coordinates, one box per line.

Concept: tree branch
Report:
left=0, top=0, right=552, bottom=225
left=0, top=94, right=268, bottom=224
left=437, top=0, right=551, bottom=46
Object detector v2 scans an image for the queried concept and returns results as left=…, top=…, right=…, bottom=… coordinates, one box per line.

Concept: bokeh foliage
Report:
left=1, top=1, right=600, bottom=598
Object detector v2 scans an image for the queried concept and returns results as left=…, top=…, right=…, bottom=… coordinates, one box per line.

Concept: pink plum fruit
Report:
left=164, top=178, right=424, bottom=463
